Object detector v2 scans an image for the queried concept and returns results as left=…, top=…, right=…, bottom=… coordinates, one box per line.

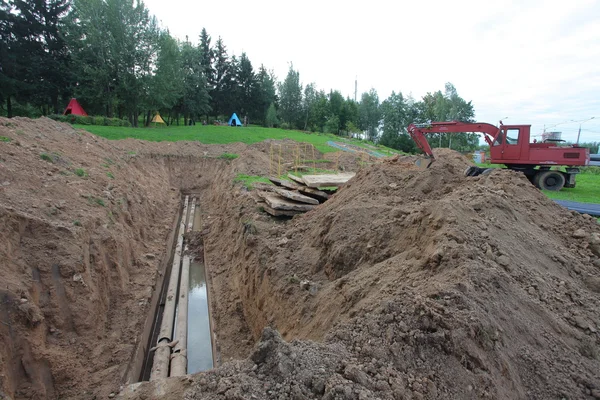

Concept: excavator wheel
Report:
left=536, top=170, right=565, bottom=191
left=464, top=166, right=484, bottom=177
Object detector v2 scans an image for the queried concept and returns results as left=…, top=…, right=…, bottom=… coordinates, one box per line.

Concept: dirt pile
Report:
left=168, top=148, right=600, bottom=399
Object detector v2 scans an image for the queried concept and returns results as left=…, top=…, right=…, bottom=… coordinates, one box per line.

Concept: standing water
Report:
left=187, top=259, right=213, bottom=373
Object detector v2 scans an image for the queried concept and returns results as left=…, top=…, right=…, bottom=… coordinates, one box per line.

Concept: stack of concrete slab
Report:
left=255, top=172, right=355, bottom=217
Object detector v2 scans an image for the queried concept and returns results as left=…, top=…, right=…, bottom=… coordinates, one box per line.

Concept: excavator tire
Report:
left=536, top=170, right=565, bottom=191
left=464, top=166, right=477, bottom=177
left=464, top=166, right=485, bottom=177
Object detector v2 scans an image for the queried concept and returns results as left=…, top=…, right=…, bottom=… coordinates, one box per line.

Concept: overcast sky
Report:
left=143, top=0, right=600, bottom=143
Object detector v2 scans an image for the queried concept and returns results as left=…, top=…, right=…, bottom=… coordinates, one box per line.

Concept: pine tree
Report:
left=179, top=39, right=211, bottom=123
left=210, top=36, right=228, bottom=118
left=237, top=52, right=257, bottom=120
left=199, top=27, right=214, bottom=88
left=278, top=63, right=302, bottom=128
left=256, top=65, right=276, bottom=125
left=1, top=0, right=72, bottom=114
left=265, top=102, right=278, bottom=127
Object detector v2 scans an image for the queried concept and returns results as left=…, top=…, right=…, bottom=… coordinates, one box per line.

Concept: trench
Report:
left=138, top=194, right=215, bottom=381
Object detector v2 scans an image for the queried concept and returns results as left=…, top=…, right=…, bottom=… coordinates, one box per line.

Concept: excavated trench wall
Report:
left=0, top=135, right=237, bottom=399
left=0, top=116, right=329, bottom=399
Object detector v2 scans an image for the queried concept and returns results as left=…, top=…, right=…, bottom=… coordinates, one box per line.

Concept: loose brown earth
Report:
left=1, top=118, right=599, bottom=400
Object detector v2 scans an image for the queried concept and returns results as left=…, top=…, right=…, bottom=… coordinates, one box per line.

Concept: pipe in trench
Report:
left=150, top=195, right=189, bottom=381
left=170, top=198, right=196, bottom=376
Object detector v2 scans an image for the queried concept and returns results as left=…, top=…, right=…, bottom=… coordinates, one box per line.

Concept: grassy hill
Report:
left=73, top=124, right=399, bottom=156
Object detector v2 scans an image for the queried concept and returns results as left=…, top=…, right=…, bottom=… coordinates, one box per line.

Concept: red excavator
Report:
left=407, top=121, right=590, bottom=191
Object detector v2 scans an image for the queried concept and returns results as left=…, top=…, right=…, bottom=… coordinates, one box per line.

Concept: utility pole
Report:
left=577, top=117, right=595, bottom=144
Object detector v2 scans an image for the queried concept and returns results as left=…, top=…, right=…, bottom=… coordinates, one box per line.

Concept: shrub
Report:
left=40, top=153, right=53, bottom=163
left=0, top=136, right=11, bottom=142
left=75, top=115, right=93, bottom=125
left=280, top=122, right=290, bottom=130
left=219, top=153, right=239, bottom=160
left=74, top=168, right=87, bottom=177
left=47, top=114, right=132, bottom=127
left=580, top=166, right=600, bottom=175
left=87, top=196, right=105, bottom=207
left=48, top=114, right=69, bottom=123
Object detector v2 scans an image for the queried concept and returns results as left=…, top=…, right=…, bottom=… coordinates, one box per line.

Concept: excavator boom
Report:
left=407, top=121, right=500, bottom=159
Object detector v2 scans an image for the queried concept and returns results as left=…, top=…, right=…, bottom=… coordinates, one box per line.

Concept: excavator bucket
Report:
left=414, top=157, right=434, bottom=170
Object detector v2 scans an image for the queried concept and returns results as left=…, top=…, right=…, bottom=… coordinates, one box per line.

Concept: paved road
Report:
left=554, top=200, right=600, bottom=216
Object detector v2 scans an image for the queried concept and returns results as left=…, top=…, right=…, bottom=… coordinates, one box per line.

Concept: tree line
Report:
left=0, top=0, right=478, bottom=153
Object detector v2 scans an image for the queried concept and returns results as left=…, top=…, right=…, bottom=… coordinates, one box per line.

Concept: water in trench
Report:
left=187, top=259, right=213, bottom=373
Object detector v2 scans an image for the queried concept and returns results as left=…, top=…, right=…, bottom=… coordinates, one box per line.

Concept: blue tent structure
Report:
left=228, top=113, right=242, bottom=127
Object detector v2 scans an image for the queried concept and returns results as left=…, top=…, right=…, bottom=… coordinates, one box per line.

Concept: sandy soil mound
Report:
left=183, top=148, right=600, bottom=399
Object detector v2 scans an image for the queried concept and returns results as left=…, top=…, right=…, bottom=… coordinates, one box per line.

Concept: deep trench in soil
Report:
left=3, top=118, right=600, bottom=400
left=0, top=117, right=274, bottom=399
left=139, top=194, right=215, bottom=381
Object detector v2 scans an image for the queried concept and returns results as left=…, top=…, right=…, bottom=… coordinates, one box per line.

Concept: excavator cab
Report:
left=494, top=126, right=523, bottom=160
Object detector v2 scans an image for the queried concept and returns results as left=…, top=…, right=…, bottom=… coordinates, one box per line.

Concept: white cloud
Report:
left=144, top=0, right=600, bottom=143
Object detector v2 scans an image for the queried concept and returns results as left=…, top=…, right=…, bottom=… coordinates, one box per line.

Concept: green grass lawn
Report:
left=542, top=173, right=600, bottom=204
left=74, top=124, right=400, bottom=155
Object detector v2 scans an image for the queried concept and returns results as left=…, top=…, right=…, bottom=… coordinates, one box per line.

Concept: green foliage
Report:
left=378, top=84, right=476, bottom=153
left=219, top=153, right=239, bottom=160
left=48, top=114, right=131, bottom=127
left=419, top=83, right=476, bottom=151
left=242, top=219, right=257, bottom=235
left=73, top=220, right=82, bottom=226
left=88, top=196, right=105, bottom=207
left=234, top=174, right=272, bottom=189
left=580, top=166, right=600, bottom=175
left=0, top=0, right=71, bottom=117
left=379, top=91, right=415, bottom=153
left=40, top=153, right=54, bottom=163
left=106, top=172, right=115, bottom=179
left=301, top=159, right=331, bottom=164
left=578, top=142, right=599, bottom=155
left=278, top=64, right=302, bottom=127
left=180, top=40, right=211, bottom=122
left=325, top=116, right=340, bottom=134
left=0, top=136, right=11, bottom=142
left=358, top=89, right=381, bottom=141
left=255, top=66, right=277, bottom=125
left=345, top=121, right=360, bottom=136
left=265, top=102, right=279, bottom=128
left=74, top=168, right=87, bottom=177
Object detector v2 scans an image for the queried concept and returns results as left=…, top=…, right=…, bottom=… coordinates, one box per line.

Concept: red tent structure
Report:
left=63, top=98, right=88, bottom=116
